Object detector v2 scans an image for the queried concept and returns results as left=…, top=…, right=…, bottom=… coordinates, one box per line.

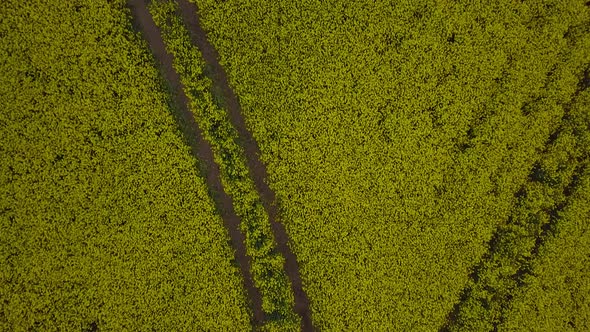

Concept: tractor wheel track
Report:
left=127, top=0, right=265, bottom=326
left=174, top=0, right=314, bottom=330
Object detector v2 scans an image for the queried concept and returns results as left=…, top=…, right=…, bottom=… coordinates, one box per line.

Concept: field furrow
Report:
left=190, top=0, right=590, bottom=329
left=0, top=0, right=252, bottom=330
left=2, top=0, right=590, bottom=330
left=126, top=0, right=265, bottom=325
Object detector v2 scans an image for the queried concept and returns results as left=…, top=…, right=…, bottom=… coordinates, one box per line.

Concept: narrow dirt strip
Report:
left=127, top=0, right=265, bottom=326
left=175, top=0, right=315, bottom=330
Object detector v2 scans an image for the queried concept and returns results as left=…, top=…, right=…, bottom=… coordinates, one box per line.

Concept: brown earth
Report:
left=127, top=0, right=265, bottom=326
left=175, top=0, right=315, bottom=330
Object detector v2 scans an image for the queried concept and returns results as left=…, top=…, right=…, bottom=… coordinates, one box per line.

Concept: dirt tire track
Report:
left=127, top=0, right=265, bottom=326
left=174, top=0, right=315, bottom=330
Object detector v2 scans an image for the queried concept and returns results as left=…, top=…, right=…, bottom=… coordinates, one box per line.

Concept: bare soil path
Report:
left=127, top=0, right=265, bottom=326
left=175, top=0, right=315, bottom=330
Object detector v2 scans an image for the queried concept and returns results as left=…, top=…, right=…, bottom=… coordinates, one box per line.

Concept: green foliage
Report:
left=447, top=86, right=590, bottom=331
left=192, top=0, right=590, bottom=329
left=2, top=0, right=590, bottom=330
left=499, top=164, right=590, bottom=331
left=149, top=1, right=299, bottom=330
left=0, top=0, right=251, bottom=330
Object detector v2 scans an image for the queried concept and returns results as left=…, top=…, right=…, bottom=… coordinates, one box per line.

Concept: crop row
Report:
left=499, top=165, right=590, bottom=331
left=191, top=0, right=590, bottom=329
left=496, top=88, right=590, bottom=331
left=445, top=80, right=590, bottom=331
left=0, top=0, right=251, bottom=330
left=148, top=1, right=300, bottom=330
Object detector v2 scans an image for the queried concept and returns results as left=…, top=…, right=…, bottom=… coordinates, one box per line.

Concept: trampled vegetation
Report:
left=2, top=0, right=590, bottom=331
